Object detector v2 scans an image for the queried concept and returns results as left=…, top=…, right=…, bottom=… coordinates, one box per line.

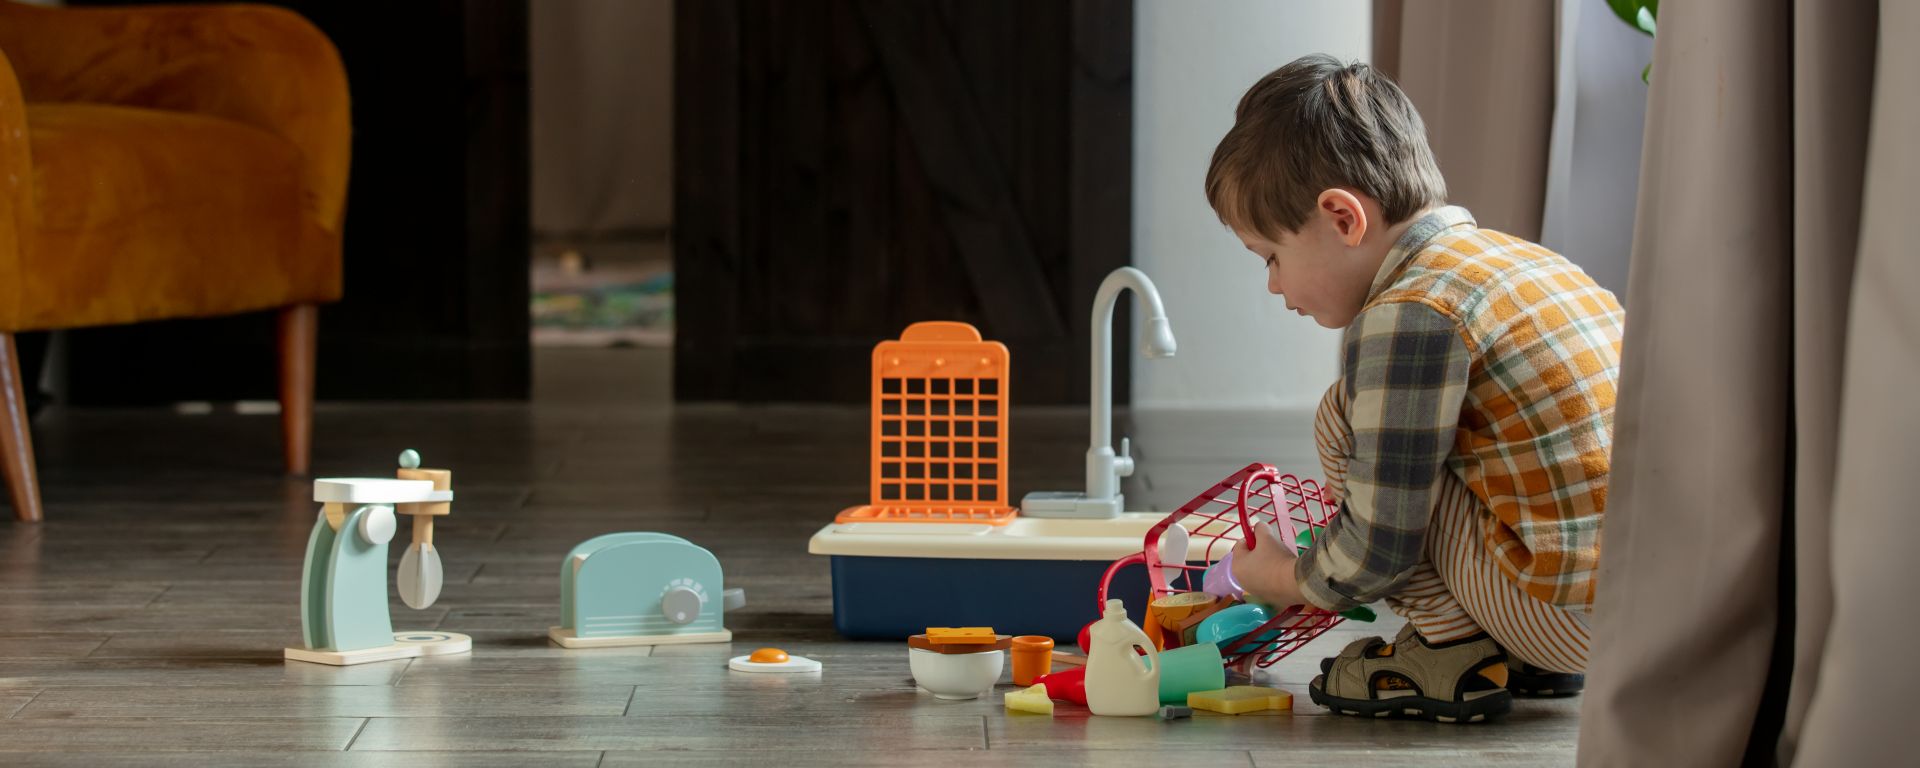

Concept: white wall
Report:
left=1131, top=0, right=1371, bottom=411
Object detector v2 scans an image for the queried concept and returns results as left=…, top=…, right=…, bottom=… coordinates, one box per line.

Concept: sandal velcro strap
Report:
left=1336, top=635, right=1386, bottom=661
left=1321, top=626, right=1505, bottom=703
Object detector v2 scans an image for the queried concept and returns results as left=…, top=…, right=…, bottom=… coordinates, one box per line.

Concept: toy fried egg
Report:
left=727, top=647, right=821, bottom=673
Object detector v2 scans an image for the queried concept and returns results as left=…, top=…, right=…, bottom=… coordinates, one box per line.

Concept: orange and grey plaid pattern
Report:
left=1375, top=208, right=1622, bottom=608
left=1294, top=206, right=1623, bottom=612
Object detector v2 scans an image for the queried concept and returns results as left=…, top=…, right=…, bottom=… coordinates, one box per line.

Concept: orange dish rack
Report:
left=835, top=321, right=1017, bottom=526
left=1098, top=462, right=1346, bottom=668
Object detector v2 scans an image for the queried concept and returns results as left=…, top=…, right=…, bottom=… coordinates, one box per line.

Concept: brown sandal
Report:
left=1308, top=624, right=1513, bottom=723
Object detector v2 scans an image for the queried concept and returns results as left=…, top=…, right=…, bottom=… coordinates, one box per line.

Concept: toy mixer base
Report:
left=285, top=631, right=471, bottom=666
left=548, top=627, right=731, bottom=648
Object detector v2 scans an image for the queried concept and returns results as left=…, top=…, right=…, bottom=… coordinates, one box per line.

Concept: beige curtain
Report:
left=530, top=0, right=674, bottom=240
left=1372, top=0, right=1556, bottom=240
left=1578, top=0, right=1917, bottom=765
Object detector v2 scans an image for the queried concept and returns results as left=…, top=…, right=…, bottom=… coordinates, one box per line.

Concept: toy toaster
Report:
left=549, top=533, right=746, bottom=648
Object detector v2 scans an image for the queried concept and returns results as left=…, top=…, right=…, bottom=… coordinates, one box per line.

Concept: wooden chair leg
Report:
left=278, top=304, right=318, bottom=476
left=0, top=333, right=43, bottom=523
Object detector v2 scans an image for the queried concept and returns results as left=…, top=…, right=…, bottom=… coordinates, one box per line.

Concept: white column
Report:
left=1131, top=0, right=1370, bottom=411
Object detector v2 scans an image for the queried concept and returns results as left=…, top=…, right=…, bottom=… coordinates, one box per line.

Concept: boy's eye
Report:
left=1263, top=255, right=1277, bottom=268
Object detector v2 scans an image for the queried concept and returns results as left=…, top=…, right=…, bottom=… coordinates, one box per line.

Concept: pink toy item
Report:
left=1096, top=463, right=1346, bottom=671
left=1200, top=548, right=1243, bottom=600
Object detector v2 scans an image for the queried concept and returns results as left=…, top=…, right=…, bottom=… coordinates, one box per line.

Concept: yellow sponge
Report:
left=1187, top=686, right=1292, bottom=714
left=927, top=627, right=997, bottom=644
left=1005, top=684, right=1055, bottom=715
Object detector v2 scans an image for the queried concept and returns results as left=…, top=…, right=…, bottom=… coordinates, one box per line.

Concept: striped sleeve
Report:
left=1294, top=300, right=1471, bottom=612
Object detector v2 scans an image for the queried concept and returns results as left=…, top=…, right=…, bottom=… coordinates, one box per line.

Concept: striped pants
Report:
left=1313, top=382, right=1592, bottom=674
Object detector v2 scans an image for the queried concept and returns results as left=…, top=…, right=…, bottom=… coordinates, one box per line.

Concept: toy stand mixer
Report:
left=1097, top=462, right=1350, bottom=670
left=285, top=450, right=469, bottom=666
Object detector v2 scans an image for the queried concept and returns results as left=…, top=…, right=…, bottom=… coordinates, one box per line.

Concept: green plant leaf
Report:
left=1607, top=0, right=1657, bottom=37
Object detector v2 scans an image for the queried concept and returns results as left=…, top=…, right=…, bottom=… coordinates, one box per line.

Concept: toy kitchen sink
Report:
left=809, top=515, right=1160, bottom=641
left=813, top=275, right=1181, bottom=642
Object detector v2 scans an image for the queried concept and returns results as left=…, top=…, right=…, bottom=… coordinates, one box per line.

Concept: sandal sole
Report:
left=1508, top=672, right=1585, bottom=699
left=1309, top=675, right=1513, bottom=724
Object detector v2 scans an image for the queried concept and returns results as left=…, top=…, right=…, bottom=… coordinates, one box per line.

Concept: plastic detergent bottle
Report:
left=1084, top=598, right=1161, bottom=716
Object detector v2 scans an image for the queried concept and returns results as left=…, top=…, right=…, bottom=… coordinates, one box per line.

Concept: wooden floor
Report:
left=0, top=348, right=1578, bottom=765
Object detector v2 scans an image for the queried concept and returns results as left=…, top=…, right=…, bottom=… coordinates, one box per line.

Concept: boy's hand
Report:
left=1229, top=523, right=1307, bottom=608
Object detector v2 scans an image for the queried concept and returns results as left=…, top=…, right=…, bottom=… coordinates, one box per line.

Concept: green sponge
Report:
left=1004, top=684, right=1054, bottom=715
left=1188, top=686, right=1292, bottom=715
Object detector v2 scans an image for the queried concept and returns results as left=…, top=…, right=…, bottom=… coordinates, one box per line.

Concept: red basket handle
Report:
left=1236, top=470, right=1313, bottom=556
left=1096, top=552, right=1145, bottom=610
left=1234, top=472, right=1263, bottom=549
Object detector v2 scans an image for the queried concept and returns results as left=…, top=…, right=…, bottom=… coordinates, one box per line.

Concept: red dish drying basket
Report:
left=1096, top=462, right=1346, bottom=669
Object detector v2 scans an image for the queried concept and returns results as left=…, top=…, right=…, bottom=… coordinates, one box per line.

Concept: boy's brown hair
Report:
left=1206, top=54, right=1447, bottom=240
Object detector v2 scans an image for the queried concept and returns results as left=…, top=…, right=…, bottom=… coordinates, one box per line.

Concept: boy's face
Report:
left=1233, top=190, right=1382, bottom=329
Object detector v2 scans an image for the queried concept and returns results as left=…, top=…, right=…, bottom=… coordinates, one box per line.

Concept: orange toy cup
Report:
left=1011, top=635, right=1055, bottom=686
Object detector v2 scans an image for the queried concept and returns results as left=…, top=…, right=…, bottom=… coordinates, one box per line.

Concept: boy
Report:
left=1212, top=55, right=1624, bottom=723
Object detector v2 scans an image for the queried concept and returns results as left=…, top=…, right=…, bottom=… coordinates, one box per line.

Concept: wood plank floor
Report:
left=0, top=348, right=1579, bottom=765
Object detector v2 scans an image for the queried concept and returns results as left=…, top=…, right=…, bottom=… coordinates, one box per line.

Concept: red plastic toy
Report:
left=1096, top=462, right=1346, bottom=670
left=1036, top=666, right=1087, bottom=705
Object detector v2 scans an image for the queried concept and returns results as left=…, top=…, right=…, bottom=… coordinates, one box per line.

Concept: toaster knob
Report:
left=661, top=587, right=703, bottom=624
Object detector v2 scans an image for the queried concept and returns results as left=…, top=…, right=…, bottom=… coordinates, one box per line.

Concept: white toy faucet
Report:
left=1021, top=267, right=1176, bottom=518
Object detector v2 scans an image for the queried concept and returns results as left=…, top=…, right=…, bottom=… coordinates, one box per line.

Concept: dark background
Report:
left=674, top=0, right=1133, bottom=404
left=54, top=0, right=1132, bottom=406
left=62, top=0, right=532, bottom=403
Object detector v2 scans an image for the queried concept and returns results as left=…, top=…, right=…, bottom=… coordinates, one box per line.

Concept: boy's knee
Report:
left=1316, top=379, right=1350, bottom=420
left=1314, top=382, right=1352, bottom=443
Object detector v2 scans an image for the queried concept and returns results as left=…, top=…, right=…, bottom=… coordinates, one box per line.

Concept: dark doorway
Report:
left=673, top=0, right=1134, bottom=404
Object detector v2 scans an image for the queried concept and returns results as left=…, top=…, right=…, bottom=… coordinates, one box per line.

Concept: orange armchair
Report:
left=0, top=1, right=350, bottom=522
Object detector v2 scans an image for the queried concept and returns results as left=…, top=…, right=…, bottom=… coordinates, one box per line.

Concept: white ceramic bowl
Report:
left=909, top=647, right=1004, bottom=700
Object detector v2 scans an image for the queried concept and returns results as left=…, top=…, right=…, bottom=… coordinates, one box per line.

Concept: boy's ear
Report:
left=1316, top=189, right=1368, bottom=247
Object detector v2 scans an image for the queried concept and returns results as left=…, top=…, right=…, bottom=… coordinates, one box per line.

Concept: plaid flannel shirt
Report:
left=1295, top=206, right=1624, bottom=612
